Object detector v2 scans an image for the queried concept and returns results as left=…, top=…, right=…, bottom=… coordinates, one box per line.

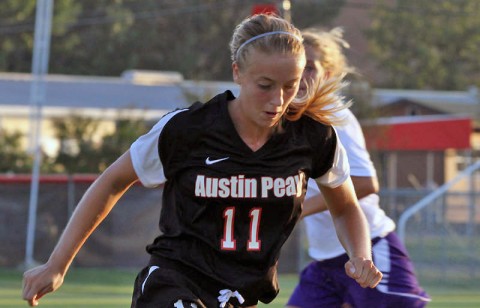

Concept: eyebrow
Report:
left=257, top=76, right=300, bottom=83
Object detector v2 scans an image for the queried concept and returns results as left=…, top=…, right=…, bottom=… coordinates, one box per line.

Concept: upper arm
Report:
left=316, top=176, right=358, bottom=218
left=100, top=150, right=139, bottom=194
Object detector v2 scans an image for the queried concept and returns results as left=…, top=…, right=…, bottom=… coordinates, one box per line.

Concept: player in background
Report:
left=22, top=14, right=383, bottom=308
left=286, top=27, right=431, bottom=308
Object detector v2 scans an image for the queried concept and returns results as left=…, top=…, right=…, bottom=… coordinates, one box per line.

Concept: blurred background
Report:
left=0, top=0, right=479, bottom=293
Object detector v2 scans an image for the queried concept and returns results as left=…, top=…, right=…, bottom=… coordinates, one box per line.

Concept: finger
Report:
left=24, top=287, right=39, bottom=306
left=361, top=263, right=383, bottom=288
left=360, top=268, right=376, bottom=288
left=344, top=261, right=358, bottom=279
left=356, top=260, right=374, bottom=288
left=358, top=259, right=382, bottom=288
left=23, top=273, right=35, bottom=301
left=34, top=285, right=52, bottom=302
left=24, top=282, right=50, bottom=306
left=22, top=282, right=33, bottom=302
left=28, top=296, right=38, bottom=307
left=368, top=268, right=383, bottom=288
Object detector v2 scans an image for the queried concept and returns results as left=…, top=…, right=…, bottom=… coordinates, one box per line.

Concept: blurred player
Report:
left=286, top=28, right=431, bottom=308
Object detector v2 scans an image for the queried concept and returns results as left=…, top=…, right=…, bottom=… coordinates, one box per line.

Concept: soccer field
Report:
left=2, top=268, right=479, bottom=307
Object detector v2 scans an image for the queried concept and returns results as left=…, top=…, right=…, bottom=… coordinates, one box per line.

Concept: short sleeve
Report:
left=315, top=136, right=350, bottom=188
left=130, top=109, right=185, bottom=187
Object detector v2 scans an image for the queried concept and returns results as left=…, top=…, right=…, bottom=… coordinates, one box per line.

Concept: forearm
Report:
left=317, top=178, right=382, bottom=288
left=319, top=177, right=372, bottom=259
left=46, top=152, right=137, bottom=274
left=22, top=151, right=139, bottom=306
left=332, top=203, right=372, bottom=260
left=47, top=176, right=133, bottom=273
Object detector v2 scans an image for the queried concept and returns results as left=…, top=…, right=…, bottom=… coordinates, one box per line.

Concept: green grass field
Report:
left=2, top=267, right=480, bottom=307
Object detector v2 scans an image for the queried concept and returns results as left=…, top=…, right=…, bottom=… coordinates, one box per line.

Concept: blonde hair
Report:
left=286, top=75, right=349, bottom=125
left=230, top=14, right=346, bottom=126
left=230, top=14, right=304, bottom=69
left=302, top=27, right=355, bottom=78
left=286, top=27, right=355, bottom=125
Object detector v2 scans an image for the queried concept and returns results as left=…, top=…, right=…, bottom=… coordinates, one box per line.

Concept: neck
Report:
left=228, top=99, right=273, bottom=152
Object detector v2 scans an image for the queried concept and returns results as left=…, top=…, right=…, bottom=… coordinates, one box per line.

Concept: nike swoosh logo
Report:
left=205, top=157, right=229, bottom=165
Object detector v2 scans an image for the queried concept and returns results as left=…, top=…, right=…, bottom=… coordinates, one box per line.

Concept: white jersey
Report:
left=305, top=107, right=395, bottom=261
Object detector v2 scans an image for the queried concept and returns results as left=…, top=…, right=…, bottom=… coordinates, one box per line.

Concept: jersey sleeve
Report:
left=315, top=135, right=350, bottom=188
left=307, top=119, right=350, bottom=188
left=130, top=109, right=186, bottom=187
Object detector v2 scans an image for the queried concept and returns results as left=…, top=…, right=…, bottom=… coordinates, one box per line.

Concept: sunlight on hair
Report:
left=287, top=74, right=351, bottom=126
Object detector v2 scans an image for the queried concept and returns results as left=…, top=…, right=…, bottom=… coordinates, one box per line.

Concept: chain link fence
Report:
left=1, top=172, right=479, bottom=285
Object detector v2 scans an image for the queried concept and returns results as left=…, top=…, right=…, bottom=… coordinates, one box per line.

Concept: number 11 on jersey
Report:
left=221, top=207, right=262, bottom=251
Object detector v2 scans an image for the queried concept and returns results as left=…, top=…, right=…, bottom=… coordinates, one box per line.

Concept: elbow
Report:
left=371, top=177, right=380, bottom=194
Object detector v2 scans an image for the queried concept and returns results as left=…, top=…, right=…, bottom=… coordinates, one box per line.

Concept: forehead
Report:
left=244, top=49, right=305, bottom=79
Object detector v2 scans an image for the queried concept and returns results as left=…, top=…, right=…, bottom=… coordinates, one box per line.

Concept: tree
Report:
left=99, top=114, right=149, bottom=172
left=291, top=0, right=346, bottom=28
left=51, top=115, right=101, bottom=174
left=0, top=129, right=32, bottom=173
left=0, top=0, right=79, bottom=72
left=366, top=0, right=480, bottom=90
left=49, top=112, right=151, bottom=174
left=0, top=1, right=346, bottom=81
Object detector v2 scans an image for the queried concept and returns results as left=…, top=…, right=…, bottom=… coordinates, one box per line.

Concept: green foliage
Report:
left=51, top=115, right=101, bottom=174
left=291, top=0, right=347, bottom=29
left=99, top=115, right=149, bottom=172
left=0, top=0, right=36, bottom=72
left=0, top=0, right=78, bottom=72
left=49, top=113, right=150, bottom=174
left=0, top=0, right=252, bottom=79
left=367, top=0, right=480, bottom=90
left=0, top=1, right=346, bottom=81
left=343, top=76, right=379, bottom=121
left=0, top=129, right=32, bottom=173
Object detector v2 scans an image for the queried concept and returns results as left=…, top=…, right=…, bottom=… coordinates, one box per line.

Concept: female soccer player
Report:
left=23, top=14, right=382, bottom=307
left=286, top=27, right=430, bottom=308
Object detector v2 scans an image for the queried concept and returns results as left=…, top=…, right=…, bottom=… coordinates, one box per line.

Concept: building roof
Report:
left=1, top=71, right=478, bottom=120
left=0, top=71, right=239, bottom=120
left=373, top=88, right=479, bottom=115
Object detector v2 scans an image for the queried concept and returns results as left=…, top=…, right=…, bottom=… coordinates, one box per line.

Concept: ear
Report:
left=232, top=61, right=241, bottom=84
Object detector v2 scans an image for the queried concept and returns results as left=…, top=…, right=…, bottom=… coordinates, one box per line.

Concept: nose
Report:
left=270, top=88, right=284, bottom=107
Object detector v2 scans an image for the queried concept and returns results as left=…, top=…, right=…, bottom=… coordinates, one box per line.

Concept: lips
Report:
left=265, top=111, right=279, bottom=118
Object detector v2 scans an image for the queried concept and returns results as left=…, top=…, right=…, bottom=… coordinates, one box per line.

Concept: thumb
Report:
left=28, top=297, right=39, bottom=307
left=345, top=261, right=356, bottom=278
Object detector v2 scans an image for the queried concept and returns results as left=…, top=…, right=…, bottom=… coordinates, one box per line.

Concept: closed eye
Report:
left=258, top=84, right=272, bottom=90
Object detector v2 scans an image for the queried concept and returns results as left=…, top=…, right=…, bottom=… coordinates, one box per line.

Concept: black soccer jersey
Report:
left=130, top=91, right=346, bottom=304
